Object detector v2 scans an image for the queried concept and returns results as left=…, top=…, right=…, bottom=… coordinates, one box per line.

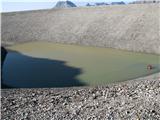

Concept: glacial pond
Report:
left=2, top=42, right=160, bottom=88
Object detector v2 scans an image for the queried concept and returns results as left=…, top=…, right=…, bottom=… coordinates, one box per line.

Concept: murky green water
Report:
left=3, top=42, right=160, bottom=88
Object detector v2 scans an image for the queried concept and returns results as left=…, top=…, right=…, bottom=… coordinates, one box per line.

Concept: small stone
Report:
left=63, top=102, right=68, bottom=106
left=92, top=94, right=97, bottom=99
left=151, top=110, right=156, bottom=114
left=32, top=93, right=36, bottom=96
left=127, top=111, right=130, bottom=114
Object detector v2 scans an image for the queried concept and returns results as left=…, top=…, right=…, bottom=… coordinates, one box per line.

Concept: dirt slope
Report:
left=2, top=4, right=160, bottom=54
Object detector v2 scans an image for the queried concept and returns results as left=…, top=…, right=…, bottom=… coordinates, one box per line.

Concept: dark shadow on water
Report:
left=2, top=50, right=86, bottom=88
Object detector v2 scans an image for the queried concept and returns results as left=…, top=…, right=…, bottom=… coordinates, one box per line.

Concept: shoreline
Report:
left=1, top=72, right=160, bottom=119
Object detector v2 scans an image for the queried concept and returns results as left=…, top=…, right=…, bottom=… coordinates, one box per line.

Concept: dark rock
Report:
left=86, top=3, right=91, bottom=6
left=1, top=46, right=7, bottom=67
left=54, top=1, right=77, bottom=8
left=1, top=46, right=8, bottom=86
left=95, top=2, right=109, bottom=6
left=111, top=1, right=125, bottom=5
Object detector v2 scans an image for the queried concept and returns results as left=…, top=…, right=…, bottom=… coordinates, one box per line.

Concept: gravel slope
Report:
left=2, top=4, right=160, bottom=54
left=1, top=73, right=160, bottom=120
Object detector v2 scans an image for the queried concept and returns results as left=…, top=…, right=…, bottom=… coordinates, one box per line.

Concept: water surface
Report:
left=3, top=42, right=160, bottom=88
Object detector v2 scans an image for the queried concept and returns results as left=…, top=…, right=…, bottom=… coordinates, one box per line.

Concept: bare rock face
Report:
left=54, top=1, right=77, bottom=8
left=1, top=46, right=8, bottom=86
left=1, top=46, right=7, bottom=67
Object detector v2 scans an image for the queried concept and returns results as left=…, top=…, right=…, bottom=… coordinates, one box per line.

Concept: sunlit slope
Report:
left=2, top=4, right=160, bottom=54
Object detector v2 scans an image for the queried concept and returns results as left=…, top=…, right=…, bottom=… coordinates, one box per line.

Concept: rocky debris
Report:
left=54, top=1, right=77, bottom=8
left=1, top=73, right=160, bottom=119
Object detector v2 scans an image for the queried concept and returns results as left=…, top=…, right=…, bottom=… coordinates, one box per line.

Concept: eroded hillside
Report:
left=2, top=4, right=160, bottom=54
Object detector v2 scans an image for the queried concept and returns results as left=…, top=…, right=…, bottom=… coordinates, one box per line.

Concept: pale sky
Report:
left=2, top=0, right=134, bottom=3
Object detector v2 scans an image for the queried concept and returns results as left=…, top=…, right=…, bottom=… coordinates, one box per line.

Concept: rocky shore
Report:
left=1, top=73, right=160, bottom=120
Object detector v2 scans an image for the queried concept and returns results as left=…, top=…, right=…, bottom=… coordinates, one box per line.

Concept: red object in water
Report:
left=147, top=64, right=153, bottom=70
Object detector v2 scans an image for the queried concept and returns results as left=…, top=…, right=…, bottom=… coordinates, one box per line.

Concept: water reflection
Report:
left=2, top=50, right=85, bottom=88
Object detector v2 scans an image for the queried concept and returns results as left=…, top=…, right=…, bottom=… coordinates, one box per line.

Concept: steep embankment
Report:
left=2, top=4, right=160, bottom=54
